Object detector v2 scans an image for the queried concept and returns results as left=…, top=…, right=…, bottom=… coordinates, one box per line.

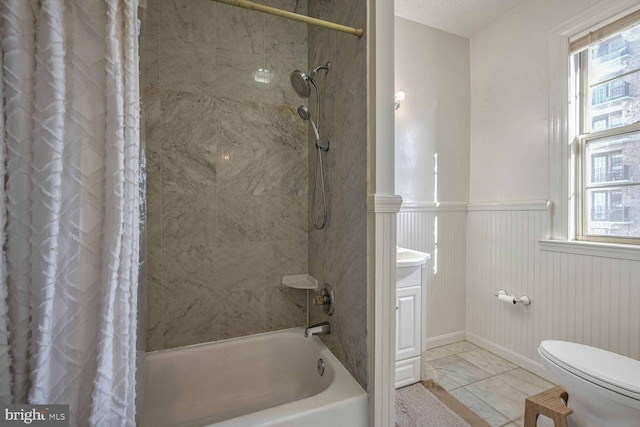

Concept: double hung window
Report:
left=570, top=11, right=640, bottom=243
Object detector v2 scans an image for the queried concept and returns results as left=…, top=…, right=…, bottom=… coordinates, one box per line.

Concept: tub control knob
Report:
left=313, top=294, right=328, bottom=306
left=313, top=284, right=335, bottom=316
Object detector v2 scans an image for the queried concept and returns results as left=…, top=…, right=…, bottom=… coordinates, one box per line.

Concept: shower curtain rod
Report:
left=212, top=0, right=364, bottom=37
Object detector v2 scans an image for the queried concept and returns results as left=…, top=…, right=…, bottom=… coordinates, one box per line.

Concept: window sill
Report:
left=539, top=239, right=640, bottom=261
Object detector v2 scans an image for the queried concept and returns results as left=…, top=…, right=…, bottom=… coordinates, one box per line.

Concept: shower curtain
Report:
left=0, top=0, right=141, bottom=425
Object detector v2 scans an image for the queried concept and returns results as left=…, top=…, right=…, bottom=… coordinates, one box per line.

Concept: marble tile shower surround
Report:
left=307, top=0, right=369, bottom=389
left=140, top=0, right=310, bottom=351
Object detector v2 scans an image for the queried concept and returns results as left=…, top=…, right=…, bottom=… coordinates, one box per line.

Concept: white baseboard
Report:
left=425, top=331, right=466, bottom=350
left=465, top=332, right=555, bottom=383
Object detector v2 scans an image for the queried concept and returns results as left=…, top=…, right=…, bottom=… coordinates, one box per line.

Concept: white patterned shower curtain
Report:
left=0, top=0, right=141, bottom=425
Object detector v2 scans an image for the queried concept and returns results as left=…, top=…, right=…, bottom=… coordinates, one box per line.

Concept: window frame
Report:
left=572, top=25, right=640, bottom=245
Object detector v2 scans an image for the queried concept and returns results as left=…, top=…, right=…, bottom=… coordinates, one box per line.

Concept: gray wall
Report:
left=141, top=0, right=309, bottom=351
left=307, top=0, right=369, bottom=389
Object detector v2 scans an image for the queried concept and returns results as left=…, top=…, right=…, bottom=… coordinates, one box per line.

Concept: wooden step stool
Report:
left=524, top=385, right=573, bottom=427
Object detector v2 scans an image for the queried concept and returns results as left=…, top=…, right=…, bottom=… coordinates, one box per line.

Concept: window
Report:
left=592, top=34, right=629, bottom=62
left=590, top=150, right=626, bottom=182
left=591, top=79, right=630, bottom=105
left=570, top=13, right=640, bottom=243
left=592, top=112, right=624, bottom=131
left=590, top=189, right=627, bottom=222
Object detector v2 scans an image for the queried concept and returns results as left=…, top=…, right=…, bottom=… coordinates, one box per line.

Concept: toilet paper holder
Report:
left=495, top=289, right=531, bottom=305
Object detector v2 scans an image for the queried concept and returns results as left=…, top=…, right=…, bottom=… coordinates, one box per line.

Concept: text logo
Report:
left=1, top=405, right=68, bottom=426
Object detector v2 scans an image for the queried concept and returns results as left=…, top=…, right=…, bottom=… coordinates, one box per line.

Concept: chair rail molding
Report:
left=367, top=194, right=403, bottom=213
left=400, top=201, right=467, bottom=212
left=467, top=200, right=551, bottom=212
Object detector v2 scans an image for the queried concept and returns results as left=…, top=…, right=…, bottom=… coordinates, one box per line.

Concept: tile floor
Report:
left=421, top=341, right=556, bottom=427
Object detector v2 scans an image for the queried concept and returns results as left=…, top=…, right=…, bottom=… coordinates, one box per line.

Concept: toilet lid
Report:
left=539, top=340, right=640, bottom=400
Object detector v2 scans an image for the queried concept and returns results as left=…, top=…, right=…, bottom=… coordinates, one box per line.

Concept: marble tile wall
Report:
left=307, top=0, right=369, bottom=389
left=140, top=0, right=309, bottom=351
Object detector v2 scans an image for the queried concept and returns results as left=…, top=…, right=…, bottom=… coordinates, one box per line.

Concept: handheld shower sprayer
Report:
left=297, top=106, right=320, bottom=142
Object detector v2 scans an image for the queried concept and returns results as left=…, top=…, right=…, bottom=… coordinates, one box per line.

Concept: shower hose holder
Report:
left=316, top=140, right=330, bottom=152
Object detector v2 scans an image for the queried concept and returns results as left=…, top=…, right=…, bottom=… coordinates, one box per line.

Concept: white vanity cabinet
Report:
left=395, top=247, right=430, bottom=389
left=396, top=285, right=421, bottom=361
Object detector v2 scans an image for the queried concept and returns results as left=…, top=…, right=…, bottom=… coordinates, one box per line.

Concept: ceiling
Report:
left=394, top=0, right=529, bottom=38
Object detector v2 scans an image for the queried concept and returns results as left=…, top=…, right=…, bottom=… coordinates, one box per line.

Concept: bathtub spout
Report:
left=305, top=322, right=331, bottom=338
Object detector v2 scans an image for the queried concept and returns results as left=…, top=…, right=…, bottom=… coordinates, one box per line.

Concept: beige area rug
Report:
left=396, top=380, right=491, bottom=427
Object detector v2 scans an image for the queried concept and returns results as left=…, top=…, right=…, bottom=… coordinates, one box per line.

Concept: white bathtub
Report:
left=138, top=328, right=368, bottom=427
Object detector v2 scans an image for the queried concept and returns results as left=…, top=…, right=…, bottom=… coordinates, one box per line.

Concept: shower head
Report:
left=297, top=106, right=320, bottom=142
left=290, top=62, right=331, bottom=98
left=290, top=70, right=312, bottom=98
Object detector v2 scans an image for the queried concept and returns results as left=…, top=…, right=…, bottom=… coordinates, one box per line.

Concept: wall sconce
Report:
left=394, top=91, right=406, bottom=110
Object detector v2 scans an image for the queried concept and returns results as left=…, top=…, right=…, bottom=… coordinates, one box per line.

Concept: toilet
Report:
left=538, top=340, right=640, bottom=427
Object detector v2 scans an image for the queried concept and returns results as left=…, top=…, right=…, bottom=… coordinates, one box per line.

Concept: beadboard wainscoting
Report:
left=397, top=202, right=467, bottom=348
left=466, top=200, right=640, bottom=380
left=368, top=195, right=403, bottom=427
